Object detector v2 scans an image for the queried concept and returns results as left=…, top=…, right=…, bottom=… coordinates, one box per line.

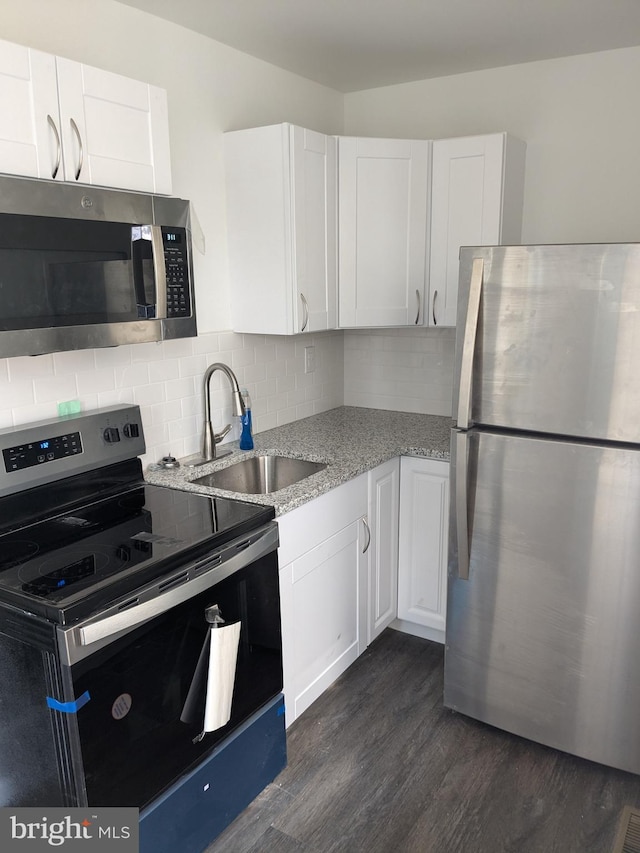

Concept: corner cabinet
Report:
left=396, top=456, right=450, bottom=643
left=0, top=37, right=172, bottom=194
left=428, top=133, right=526, bottom=327
left=338, top=136, right=430, bottom=328
left=224, top=123, right=337, bottom=335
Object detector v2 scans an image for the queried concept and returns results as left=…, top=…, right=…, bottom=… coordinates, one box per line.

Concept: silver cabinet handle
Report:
left=456, top=258, right=484, bottom=429
left=415, top=289, right=421, bottom=325
left=432, top=289, right=438, bottom=326
left=300, top=292, right=309, bottom=332
left=70, top=117, right=83, bottom=180
left=47, top=114, right=61, bottom=179
left=455, top=430, right=470, bottom=580
left=361, top=516, right=371, bottom=553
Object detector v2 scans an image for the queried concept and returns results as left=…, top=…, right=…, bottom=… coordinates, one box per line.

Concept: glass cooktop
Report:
left=0, top=481, right=274, bottom=624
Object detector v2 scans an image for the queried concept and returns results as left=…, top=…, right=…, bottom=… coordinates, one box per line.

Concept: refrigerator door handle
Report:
left=455, top=430, right=470, bottom=580
left=457, top=258, right=484, bottom=429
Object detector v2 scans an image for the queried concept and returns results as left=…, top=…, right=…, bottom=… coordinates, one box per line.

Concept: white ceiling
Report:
left=117, top=0, right=640, bottom=93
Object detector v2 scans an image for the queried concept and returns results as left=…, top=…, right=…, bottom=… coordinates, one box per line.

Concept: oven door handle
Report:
left=57, top=522, right=278, bottom=666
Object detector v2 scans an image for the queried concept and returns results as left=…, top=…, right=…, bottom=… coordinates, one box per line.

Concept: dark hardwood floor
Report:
left=204, top=630, right=640, bottom=853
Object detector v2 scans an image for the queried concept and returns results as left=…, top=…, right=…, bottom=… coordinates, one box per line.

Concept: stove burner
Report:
left=2, top=539, right=40, bottom=569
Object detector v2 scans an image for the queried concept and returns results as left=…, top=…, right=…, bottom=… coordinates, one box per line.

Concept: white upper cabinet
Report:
left=338, top=137, right=431, bottom=328
left=55, top=58, right=171, bottom=194
left=0, top=38, right=172, bottom=194
left=225, top=123, right=337, bottom=335
left=428, top=133, right=526, bottom=327
left=0, top=41, right=60, bottom=180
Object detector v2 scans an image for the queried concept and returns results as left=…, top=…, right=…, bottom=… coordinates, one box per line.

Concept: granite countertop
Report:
left=145, top=406, right=452, bottom=516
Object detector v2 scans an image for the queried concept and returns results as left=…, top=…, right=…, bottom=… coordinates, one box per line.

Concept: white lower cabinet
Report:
left=277, top=455, right=449, bottom=726
left=277, top=474, right=368, bottom=727
left=367, top=457, right=399, bottom=644
left=396, top=456, right=450, bottom=643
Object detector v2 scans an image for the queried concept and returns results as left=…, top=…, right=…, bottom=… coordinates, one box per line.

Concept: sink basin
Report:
left=192, top=455, right=326, bottom=495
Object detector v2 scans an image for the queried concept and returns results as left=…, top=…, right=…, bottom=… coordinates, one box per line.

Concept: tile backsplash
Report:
left=0, top=327, right=453, bottom=471
left=0, top=331, right=344, bottom=468
left=343, top=327, right=456, bottom=416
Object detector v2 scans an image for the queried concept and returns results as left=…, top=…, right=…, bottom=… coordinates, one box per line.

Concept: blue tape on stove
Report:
left=46, top=691, right=91, bottom=713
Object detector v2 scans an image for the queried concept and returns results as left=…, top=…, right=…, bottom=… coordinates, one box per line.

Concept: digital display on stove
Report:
left=3, top=431, right=83, bottom=473
left=21, top=555, right=96, bottom=597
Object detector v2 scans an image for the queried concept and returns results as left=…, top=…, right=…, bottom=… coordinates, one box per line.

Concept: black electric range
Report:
left=0, top=404, right=274, bottom=625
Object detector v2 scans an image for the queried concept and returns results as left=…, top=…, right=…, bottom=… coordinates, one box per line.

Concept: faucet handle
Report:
left=213, top=424, right=232, bottom=444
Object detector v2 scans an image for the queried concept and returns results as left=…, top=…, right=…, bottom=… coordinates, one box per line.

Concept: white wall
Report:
left=0, top=0, right=345, bottom=465
left=345, top=46, right=640, bottom=245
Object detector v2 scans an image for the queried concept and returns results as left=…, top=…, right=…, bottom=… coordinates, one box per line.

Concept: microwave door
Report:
left=131, top=226, right=167, bottom=320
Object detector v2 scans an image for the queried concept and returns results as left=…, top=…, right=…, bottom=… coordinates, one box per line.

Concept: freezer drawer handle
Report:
left=457, top=258, right=484, bottom=429
left=455, top=430, right=470, bottom=580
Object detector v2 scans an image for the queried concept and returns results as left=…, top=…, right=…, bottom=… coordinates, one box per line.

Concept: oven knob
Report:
left=123, top=422, right=140, bottom=439
left=103, top=427, right=121, bottom=443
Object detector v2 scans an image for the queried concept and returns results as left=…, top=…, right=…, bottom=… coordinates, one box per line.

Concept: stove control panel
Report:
left=0, top=405, right=146, bottom=498
left=3, top=431, right=83, bottom=472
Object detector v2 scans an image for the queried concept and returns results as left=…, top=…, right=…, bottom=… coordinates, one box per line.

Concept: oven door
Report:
left=56, top=523, right=282, bottom=809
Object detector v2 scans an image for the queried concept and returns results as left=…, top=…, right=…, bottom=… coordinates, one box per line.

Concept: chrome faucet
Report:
left=201, top=362, right=245, bottom=461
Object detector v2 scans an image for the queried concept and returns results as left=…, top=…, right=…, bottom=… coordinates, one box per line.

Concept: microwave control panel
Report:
left=162, top=227, right=191, bottom=319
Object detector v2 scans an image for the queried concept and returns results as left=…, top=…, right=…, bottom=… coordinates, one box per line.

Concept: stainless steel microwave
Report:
left=0, top=175, right=197, bottom=358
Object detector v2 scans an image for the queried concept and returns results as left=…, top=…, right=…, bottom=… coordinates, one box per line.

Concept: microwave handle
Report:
left=131, top=225, right=167, bottom=319
left=151, top=225, right=167, bottom=320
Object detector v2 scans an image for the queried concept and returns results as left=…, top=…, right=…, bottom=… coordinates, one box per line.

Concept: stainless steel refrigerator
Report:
left=445, top=243, right=640, bottom=775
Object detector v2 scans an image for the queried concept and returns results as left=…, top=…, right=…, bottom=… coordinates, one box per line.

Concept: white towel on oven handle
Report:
left=180, top=619, right=241, bottom=737
left=203, top=620, right=241, bottom=732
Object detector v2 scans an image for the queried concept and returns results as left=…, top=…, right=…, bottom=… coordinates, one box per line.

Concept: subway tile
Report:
left=94, top=346, right=133, bottom=369
left=0, top=380, right=34, bottom=408
left=133, top=383, right=166, bottom=406
left=76, top=369, right=116, bottom=395
left=131, top=341, right=165, bottom=363
left=53, top=349, right=97, bottom=374
left=34, top=375, right=79, bottom=405
left=178, top=354, right=207, bottom=377
left=8, top=354, right=54, bottom=381
left=115, top=363, right=150, bottom=389
left=192, top=332, right=221, bottom=355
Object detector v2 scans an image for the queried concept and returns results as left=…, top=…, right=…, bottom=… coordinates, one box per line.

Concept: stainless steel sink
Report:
left=192, top=454, right=326, bottom=494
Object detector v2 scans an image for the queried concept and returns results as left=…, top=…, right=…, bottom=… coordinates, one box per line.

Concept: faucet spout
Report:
left=202, top=362, right=245, bottom=461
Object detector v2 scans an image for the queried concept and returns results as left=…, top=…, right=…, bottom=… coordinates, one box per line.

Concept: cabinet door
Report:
left=277, top=475, right=368, bottom=726
left=280, top=518, right=368, bottom=723
left=0, top=39, right=61, bottom=181
left=428, top=133, right=526, bottom=327
left=367, top=458, right=399, bottom=643
left=55, top=58, right=171, bottom=194
left=397, top=457, right=449, bottom=642
left=291, top=126, right=337, bottom=332
left=339, top=137, right=430, bottom=328
left=226, top=123, right=336, bottom=335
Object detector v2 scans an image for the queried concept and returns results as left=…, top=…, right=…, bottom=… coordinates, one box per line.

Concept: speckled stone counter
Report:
left=144, top=406, right=452, bottom=516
